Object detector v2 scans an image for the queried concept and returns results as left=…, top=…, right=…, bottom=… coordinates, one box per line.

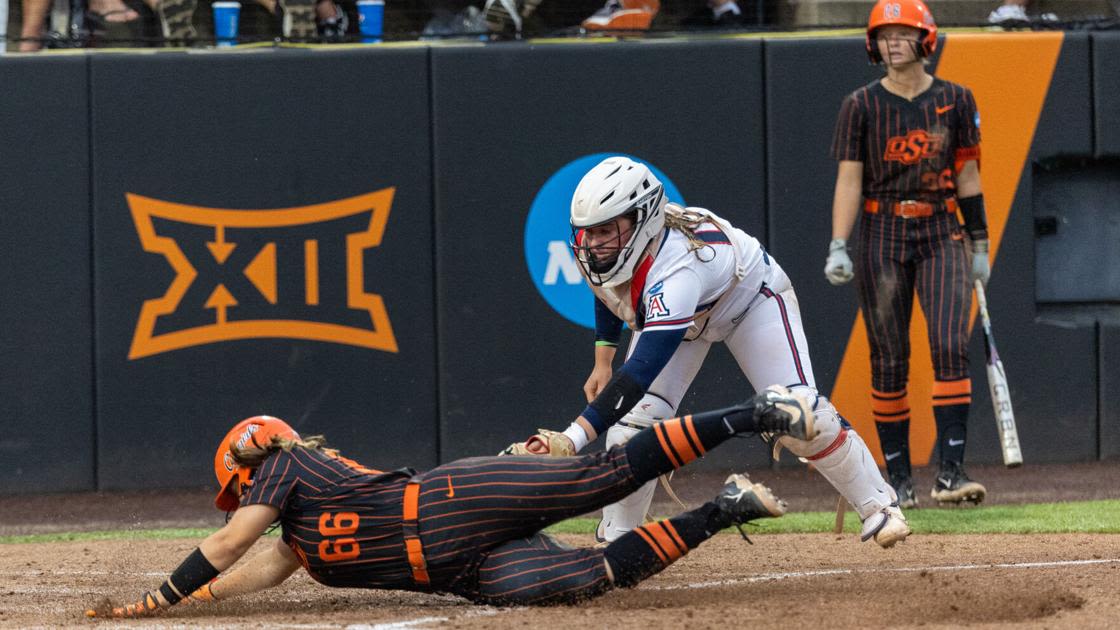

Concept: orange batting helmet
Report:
left=866, top=0, right=938, bottom=63
left=213, top=415, right=299, bottom=511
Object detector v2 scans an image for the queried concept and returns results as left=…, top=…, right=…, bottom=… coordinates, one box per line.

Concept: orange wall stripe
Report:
left=830, top=33, right=1063, bottom=466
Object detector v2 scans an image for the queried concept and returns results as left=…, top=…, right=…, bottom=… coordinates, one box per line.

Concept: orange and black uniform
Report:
left=831, top=77, right=980, bottom=481
left=241, top=409, right=766, bottom=605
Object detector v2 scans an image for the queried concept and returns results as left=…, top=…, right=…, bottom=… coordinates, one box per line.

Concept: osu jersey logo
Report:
left=524, top=153, right=684, bottom=329
left=883, top=130, right=944, bottom=165
left=127, top=189, right=398, bottom=359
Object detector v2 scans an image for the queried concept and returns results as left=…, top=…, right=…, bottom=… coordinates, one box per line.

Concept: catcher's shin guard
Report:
left=598, top=477, right=656, bottom=543
left=598, top=421, right=654, bottom=543
left=598, top=394, right=673, bottom=543
left=776, top=396, right=909, bottom=548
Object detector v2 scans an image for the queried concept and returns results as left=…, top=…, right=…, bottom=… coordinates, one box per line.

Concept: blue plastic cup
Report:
left=212, top=1, right=241, bottom=47
left=357, top=0, right=384, bottom=43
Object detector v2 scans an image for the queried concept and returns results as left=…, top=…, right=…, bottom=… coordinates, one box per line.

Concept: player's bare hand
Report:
left=825, top=239, right=853, bottom=285
left=583, top=365, right=613, bottom=402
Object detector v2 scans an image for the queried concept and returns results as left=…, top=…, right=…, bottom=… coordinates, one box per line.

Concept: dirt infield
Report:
left=3, top=534, right=1118, bottom=629
left=2, top=461, right=1119, bottom=629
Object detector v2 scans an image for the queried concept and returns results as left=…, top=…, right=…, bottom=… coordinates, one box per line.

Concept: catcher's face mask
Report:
left=569, top=156, right=667, bottom=288
left=575, top=213, right=636, bottom=273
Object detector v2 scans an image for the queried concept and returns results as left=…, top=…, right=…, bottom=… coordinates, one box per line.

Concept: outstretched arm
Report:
left=189, top=537, right=301, bottom=603
left=87, top=504, right=281, bottom=618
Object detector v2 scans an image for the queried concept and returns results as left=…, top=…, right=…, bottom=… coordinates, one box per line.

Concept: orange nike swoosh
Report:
left=936, top=104, right=955, bottom=114
left=951, top=232, right=963, bottom=241
left=445, top=475, right=455, bottom=498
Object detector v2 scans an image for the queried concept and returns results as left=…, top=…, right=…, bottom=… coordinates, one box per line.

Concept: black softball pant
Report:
left=855, top=210, right=972, bottom=395
left=413, top=448, right=639, bottom=604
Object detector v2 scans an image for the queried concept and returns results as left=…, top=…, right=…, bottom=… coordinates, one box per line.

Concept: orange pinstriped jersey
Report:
left=831, top=77, right=981, bottom=204
left=242, top=447, right=416, bottom=589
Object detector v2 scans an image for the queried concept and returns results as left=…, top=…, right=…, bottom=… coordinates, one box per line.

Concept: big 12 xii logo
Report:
left=127, top=190, right=397, bottom=359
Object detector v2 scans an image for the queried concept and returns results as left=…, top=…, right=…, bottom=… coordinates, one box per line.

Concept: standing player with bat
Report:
left=824, top=0, right=989, bottom=507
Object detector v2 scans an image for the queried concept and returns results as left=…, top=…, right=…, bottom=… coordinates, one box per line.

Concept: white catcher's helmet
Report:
left=569, top=156, right=667, bottom=287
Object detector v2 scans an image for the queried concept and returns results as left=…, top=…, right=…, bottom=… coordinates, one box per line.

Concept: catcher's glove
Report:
left=499, top=429, right=576, bottom=457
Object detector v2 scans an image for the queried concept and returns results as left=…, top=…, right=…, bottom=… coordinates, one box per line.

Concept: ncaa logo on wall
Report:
left=523, top=153, right=684, bottom=328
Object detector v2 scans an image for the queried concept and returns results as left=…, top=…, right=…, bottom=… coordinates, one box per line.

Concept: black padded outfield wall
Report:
left=89, top=49, right=438, bottom=489
left=0, top=57, right=95, bottom=494
left=0, top=34, right=1117, bottom=494
left=1093, top=32, right=1120, bottom=157
left=431, top=41, right=770, bottom=469
left=1103, top=325, right=1120, bottom=461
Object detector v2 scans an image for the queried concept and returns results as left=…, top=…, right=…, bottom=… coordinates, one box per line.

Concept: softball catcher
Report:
left=824, top=0, right=990, bottom=507
left=88, top=389, right=814, bottom=617
left=503, top=156, right=909, bottom=549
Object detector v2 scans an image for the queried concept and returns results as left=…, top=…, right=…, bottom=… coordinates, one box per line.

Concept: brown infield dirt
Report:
left=2, top=461, right=1119, bottom=629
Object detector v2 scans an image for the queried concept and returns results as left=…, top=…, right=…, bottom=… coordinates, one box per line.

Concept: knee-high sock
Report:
left=603, top=502, right=726, bottom=588
left=932, top=379, right=971, bottom=467
left=871, top=388, right=912, bottom=480
left=623, top=401, right=763, bottom=483
left=875, top=420, right=912, bottom=481
left=934, top=404, right=969, bottom=466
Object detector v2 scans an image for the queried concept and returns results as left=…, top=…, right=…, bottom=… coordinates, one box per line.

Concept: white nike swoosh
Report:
left=723, top=418, right=735, bottom=435
left=948, top=439, right=965, bottom=446
left=615, top=397, right=625, bottom=410
left=884, top=452, right=902, bottom=461
left=938, top=477, right=953, bottom=487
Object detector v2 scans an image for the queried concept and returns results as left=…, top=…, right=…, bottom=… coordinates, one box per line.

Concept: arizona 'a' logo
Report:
left=127, top=189, right=398, bottom=359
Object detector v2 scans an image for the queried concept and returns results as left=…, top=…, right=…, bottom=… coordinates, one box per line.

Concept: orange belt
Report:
left=402, top=480, right=430, bottom=586
left=864, top=197, right=958, bottom=218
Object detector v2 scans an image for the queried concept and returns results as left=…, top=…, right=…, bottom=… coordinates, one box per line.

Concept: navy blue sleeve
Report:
left=619, top=328, right=685, bottom=388
left=580, top=328, right=686, bottom=433
left=594, top=298, right=623, bottom=346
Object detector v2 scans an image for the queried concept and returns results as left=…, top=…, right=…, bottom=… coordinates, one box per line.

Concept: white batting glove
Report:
left=824, top=238, right=854, bottom=286
left=970, top=239, right=991, bottom=287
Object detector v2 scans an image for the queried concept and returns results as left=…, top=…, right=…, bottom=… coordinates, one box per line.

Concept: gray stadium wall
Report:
left=0, top=32, right=1116, bottom=494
